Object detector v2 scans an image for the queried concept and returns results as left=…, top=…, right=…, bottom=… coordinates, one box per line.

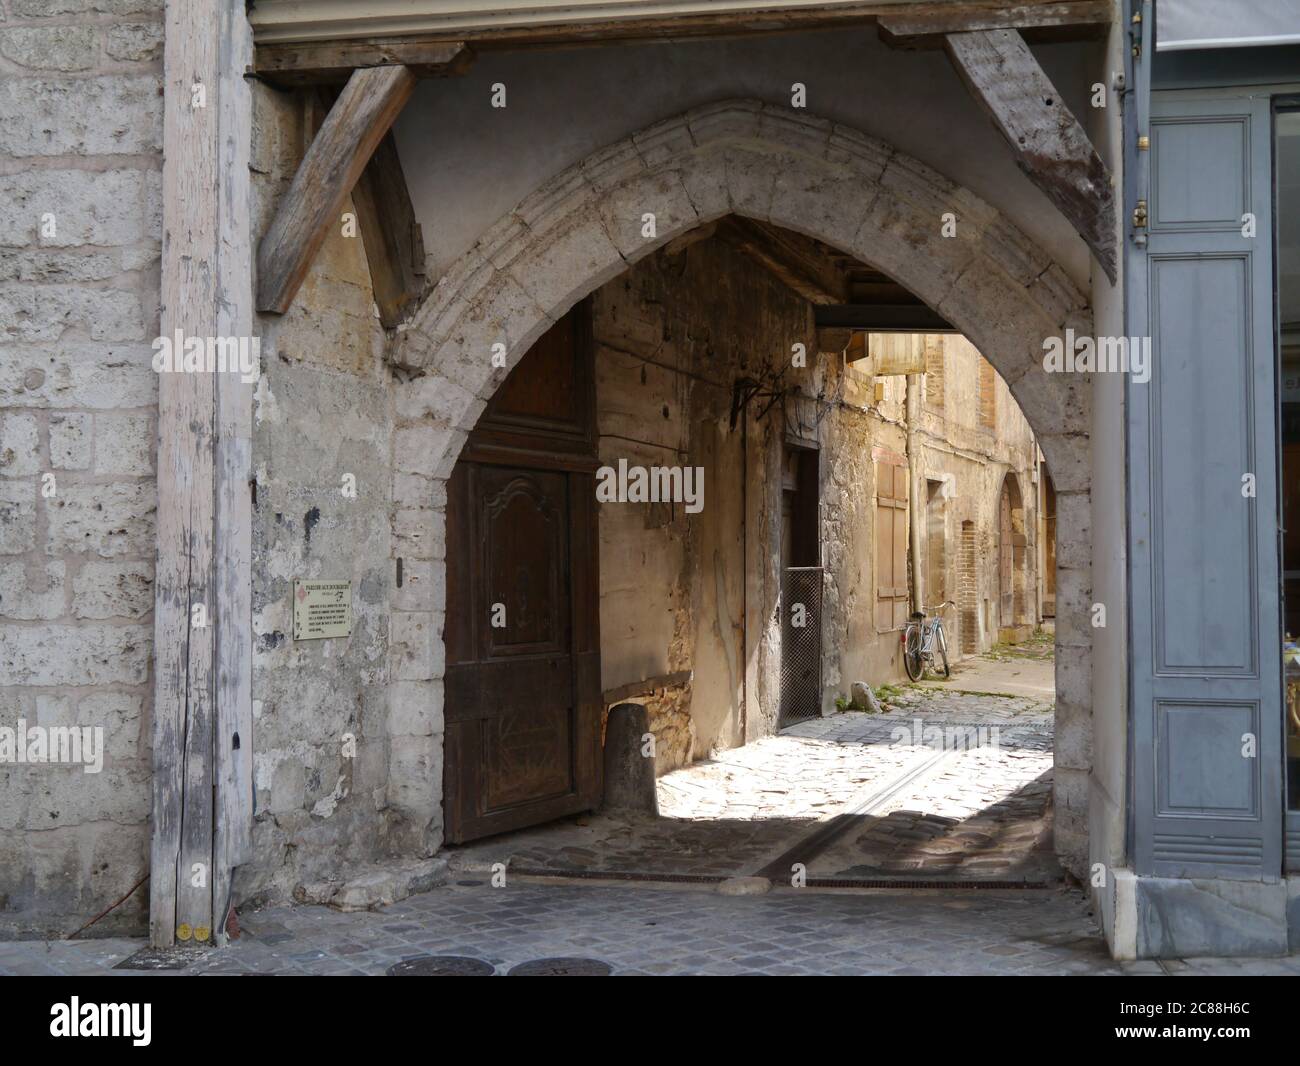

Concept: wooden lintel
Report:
left=352, top=129, right=427, bottom=328
left=252, top=4, right=1111, bottom=74
left=943, top=29, right=1117, bottom=283
left=254, top=39, right=471, bottom=87
left=716, top=217, right=848, bottom=305
left=603, top=670, right=694, bottom=705
left=877, top=0, right=1111, bottom=49
left=257, top=64, right=417, bottom=315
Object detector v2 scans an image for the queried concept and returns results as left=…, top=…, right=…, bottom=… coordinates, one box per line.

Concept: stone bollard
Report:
left=603, top=702, right=659, bottom=814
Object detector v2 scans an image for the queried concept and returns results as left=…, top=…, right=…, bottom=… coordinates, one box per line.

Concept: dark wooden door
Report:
left=443, top=305, right=601, bottom=843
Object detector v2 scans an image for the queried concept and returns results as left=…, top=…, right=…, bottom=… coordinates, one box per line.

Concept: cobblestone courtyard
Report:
left=449, top=686, right=1058, bottom=885
left=5, top=670, right=1296, bottom=975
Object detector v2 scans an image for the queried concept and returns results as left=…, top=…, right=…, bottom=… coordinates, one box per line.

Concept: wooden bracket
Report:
left=353, top=129, right=428, bottom=328
left=942, top=28, right=1117, bottom=283
left=256, top=64, right=417, bottom=315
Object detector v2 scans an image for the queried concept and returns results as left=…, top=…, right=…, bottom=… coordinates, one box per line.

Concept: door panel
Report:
left=480, top=468, right=569, bottom=657
left=1129, top=93, right=1281, bottom=879
left=443, top=305, right=601, bottom=844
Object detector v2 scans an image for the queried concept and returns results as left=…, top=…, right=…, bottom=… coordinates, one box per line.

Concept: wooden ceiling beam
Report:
left=942, top=28, right=1117, bottom=283
left=252, top=3, right=1110, bottom=84
left=253, top=38, right=471, bottom=87
left=714, top=217, right=850, bottom=305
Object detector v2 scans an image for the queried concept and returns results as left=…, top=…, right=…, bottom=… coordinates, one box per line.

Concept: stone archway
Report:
left=386, top=99, right=1093, bottom=874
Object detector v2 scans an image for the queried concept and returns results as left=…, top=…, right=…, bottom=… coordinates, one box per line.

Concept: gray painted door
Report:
left=1129, top=91, right=1282, bottom=879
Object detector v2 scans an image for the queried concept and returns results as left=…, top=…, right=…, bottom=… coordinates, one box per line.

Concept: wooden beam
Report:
left=715, top=217, right=848, bottom=305
left=254, top=39, right=470, bottom=87
left=602, top=670, right=693, bottom=705
left=212, top=1, right=255, bottom=948
left=877, top=0, right=1110, bottom=48
left=252, top=3, right=1113, bottom=82
left=815, top=304, right=956, bottom=332
left=154, top=0, right=222, bottom=949
left=352, top=129, right=427, bottom=328
left=256, top=64, right=417, bottom=315
left=153, top=0, right=257, bottom=951
left=943, top=28, right=1117, bottom=283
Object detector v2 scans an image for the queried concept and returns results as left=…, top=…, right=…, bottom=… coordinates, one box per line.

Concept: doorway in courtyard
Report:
left=439, top=217, right=1062, bottom=888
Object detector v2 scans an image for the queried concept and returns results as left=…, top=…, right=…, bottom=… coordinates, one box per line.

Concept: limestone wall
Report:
left=238, top=83, right=411, bottom=908
left=0, top=0, right=163, bottom=938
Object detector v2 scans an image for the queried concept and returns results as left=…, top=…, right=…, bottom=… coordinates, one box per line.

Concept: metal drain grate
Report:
left=387, top=955, right=496, bottom=976
left=508, top=957, right=612, bottom=976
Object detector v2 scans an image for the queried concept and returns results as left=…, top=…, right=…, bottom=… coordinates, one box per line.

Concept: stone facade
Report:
left=1, top=32, right=1099, bottom=936
left=0, top=0, right=163, bottom=938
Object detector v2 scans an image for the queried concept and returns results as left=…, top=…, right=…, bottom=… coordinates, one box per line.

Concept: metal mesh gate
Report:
left=780, top=566, right=823, bottom=726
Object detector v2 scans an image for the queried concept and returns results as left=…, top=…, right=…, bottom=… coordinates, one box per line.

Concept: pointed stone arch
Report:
left=386, top=99, right=1094, bottom=873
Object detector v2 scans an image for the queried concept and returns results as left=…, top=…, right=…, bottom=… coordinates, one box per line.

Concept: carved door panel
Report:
left=443, top=305, right=600, bottom=843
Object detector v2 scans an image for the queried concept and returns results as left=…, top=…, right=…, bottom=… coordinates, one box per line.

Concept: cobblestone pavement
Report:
left=6, top=666, right=1294, bottom=976
left=5, top=880, right=1299, bottom=976
left=920, top=631, right=1056, bottom=699
left=449, top=688, right=1056, bottom=884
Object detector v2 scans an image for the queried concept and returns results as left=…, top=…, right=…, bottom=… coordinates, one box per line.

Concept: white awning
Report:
left=1157, top=0, right=1300, bottom=51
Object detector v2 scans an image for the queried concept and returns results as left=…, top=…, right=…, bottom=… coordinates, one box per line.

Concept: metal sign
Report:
left=292, top=580, right=352, bottom=641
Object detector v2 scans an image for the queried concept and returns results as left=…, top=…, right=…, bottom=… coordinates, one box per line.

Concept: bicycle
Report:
left=902, top=601, right=953, bottom=681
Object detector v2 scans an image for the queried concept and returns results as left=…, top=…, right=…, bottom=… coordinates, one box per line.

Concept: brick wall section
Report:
left=0, top=0, right=163, bottom=937
left=959, top=521, right=978, bottom=654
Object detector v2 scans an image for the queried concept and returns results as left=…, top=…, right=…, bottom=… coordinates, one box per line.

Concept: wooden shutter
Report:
left=875, top=459, right=910, bottom=631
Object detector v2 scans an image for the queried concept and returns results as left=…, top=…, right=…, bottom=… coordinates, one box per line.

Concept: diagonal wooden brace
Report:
left=943, top=28, right=1117, bottom=283
left=256, top=63, right=417, bottom=314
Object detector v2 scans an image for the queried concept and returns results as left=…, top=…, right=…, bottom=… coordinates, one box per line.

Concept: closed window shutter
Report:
left=875, top=460, right=910, bottom=630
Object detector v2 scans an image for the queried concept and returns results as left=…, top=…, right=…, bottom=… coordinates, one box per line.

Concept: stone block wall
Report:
left=0, top=0, right=163, bottom=938
left=236, top=81, right=409, bottom=908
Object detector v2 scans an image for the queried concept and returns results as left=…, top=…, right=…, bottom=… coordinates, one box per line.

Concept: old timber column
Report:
left=150, top=0, right=255, bottom=949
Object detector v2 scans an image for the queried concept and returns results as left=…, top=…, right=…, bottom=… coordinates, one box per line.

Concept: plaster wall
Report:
left=395, top=29, right=1099, bottom=291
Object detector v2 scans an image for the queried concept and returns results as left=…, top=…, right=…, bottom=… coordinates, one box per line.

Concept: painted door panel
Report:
left=1129, top=92, right=1281, bottom=879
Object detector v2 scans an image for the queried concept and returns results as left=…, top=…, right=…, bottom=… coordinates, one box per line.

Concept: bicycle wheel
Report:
left=903, top=624, right=923, bottom=681
left=935, top=623, right=950, bottom=678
